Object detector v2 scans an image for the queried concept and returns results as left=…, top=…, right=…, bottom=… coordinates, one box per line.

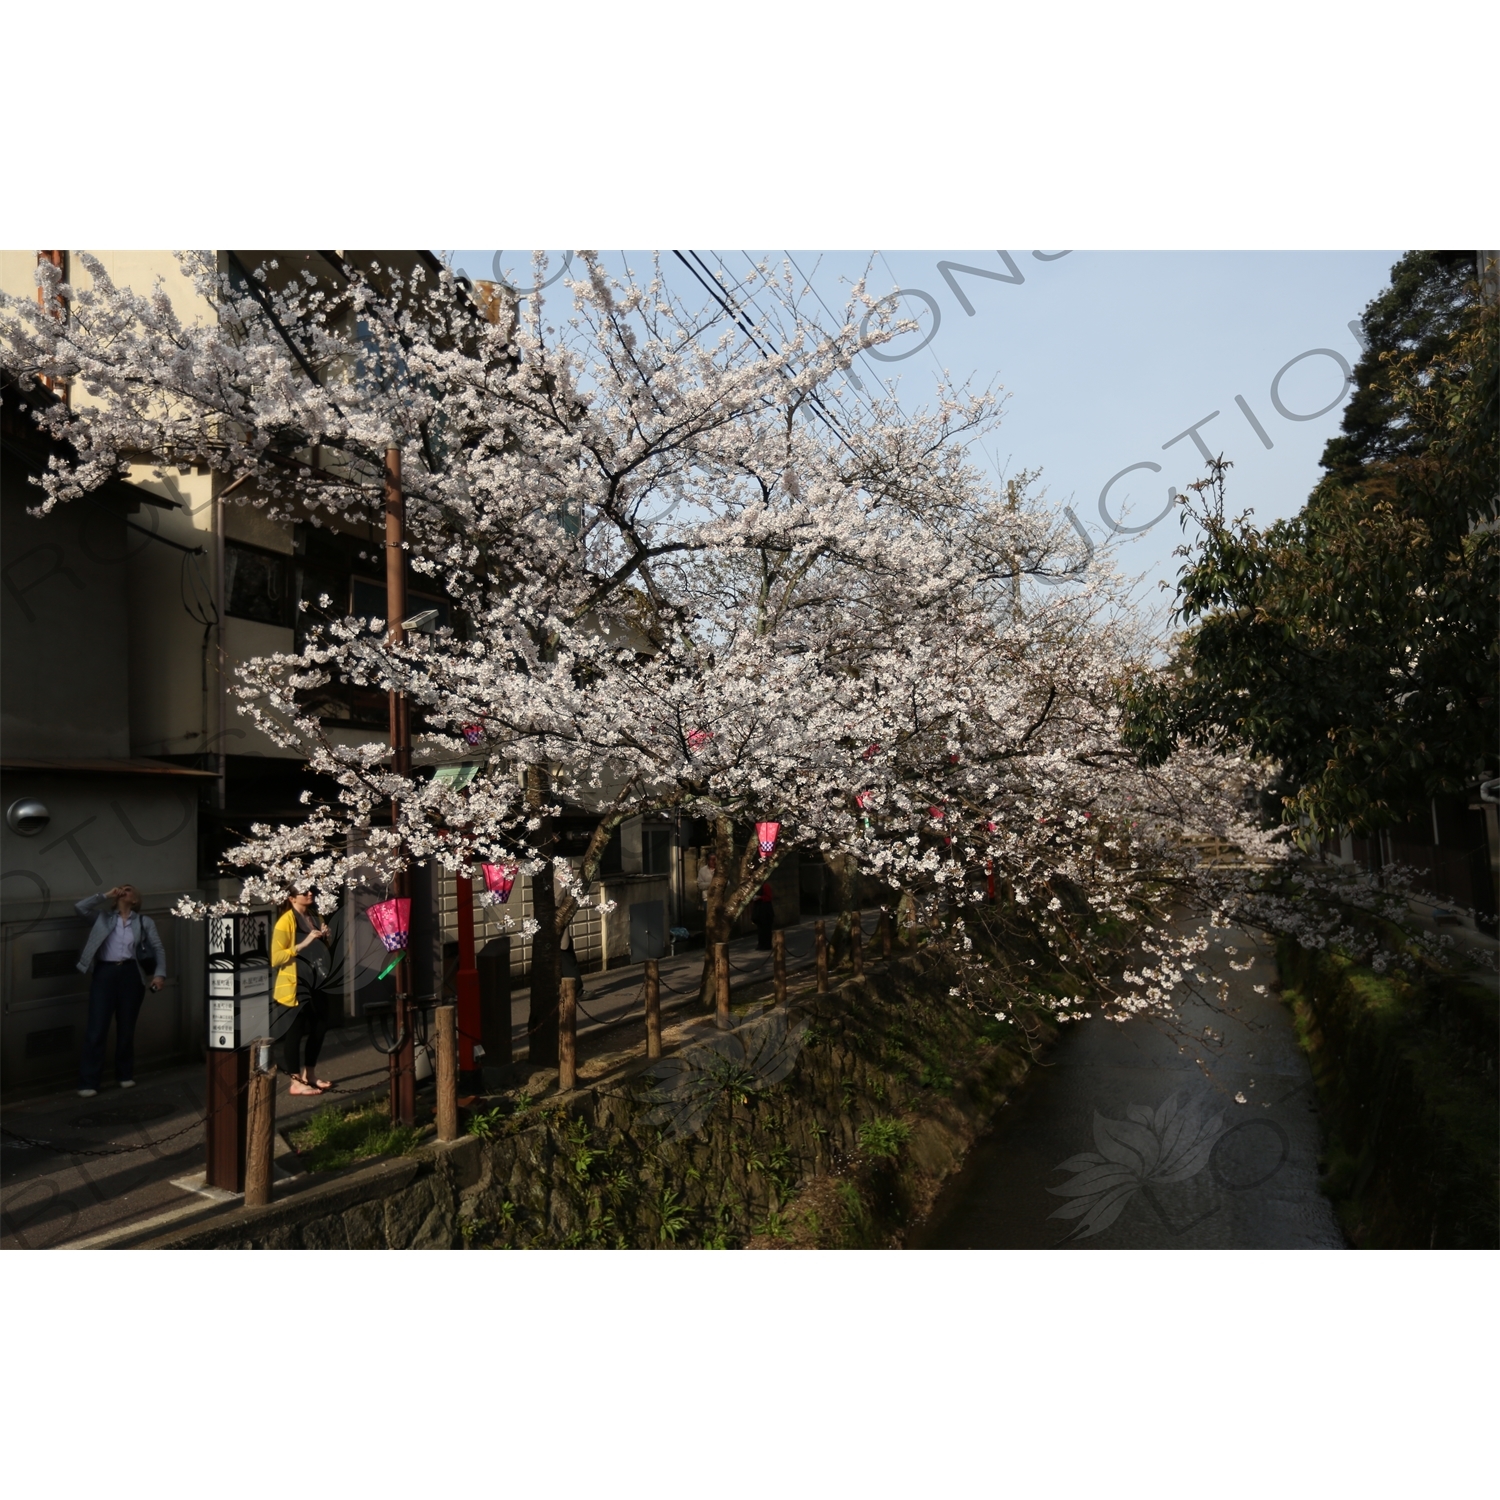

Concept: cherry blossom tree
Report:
left=2, top=250, right=1290, bottom=1063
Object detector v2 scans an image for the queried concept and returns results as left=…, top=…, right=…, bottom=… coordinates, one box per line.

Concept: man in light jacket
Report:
left=75, top=885, right=167, bottom=1098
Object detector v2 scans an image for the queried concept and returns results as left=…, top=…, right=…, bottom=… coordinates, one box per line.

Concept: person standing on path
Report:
left=272, top=892, right=334, bottom=1097
left=74, top=885, right=167, bottom=1098
left=751, top=881, right=776, bottom=950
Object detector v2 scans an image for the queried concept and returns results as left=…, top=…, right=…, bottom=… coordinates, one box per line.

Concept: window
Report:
left=293, top=563, right=351, bottom=647
left=642, top=827, right=673, bottom=876
left=225, top=542, right=293, bottom=627
left=351, top=578, right=449, bottom=632
left=600, top=828, right=623, bottom=876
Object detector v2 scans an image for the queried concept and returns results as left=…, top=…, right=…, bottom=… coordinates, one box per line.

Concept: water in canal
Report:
left=914, top=930, right=1346, bottom=1250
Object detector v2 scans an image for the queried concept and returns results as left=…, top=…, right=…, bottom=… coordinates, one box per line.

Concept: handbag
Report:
left=134, top=919, right=157, bottom=977
left=295, top=911, right=332, bottom=993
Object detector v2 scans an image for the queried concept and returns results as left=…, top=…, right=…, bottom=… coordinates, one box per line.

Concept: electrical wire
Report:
left=778, top=250, right=912, bottom=426
left=685, top=249, right=857, bottom=451
left=670, top=251, right=858, bottom=458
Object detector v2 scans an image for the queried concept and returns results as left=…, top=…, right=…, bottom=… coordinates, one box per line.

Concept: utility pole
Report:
left=386, top=445, right=417, bottom=1128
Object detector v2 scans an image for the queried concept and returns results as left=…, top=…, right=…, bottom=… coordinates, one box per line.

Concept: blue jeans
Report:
left=80, top=961, right=146, bottom=1089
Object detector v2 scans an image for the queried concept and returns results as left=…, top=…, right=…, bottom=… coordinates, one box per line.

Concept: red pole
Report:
left=455, top=868, right=482, bottom=1090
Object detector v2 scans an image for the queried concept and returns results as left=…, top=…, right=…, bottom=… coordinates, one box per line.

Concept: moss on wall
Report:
left=1278, top=939, right=1498, bottom=1249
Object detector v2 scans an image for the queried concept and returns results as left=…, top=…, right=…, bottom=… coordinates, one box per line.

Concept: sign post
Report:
left=204, top=912, right=270, bottom=1192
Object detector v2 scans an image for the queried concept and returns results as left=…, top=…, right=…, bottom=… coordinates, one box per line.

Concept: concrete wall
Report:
left=1, top=484, right=132, bottom=759
left=0, top=769, right=205, bottom=1090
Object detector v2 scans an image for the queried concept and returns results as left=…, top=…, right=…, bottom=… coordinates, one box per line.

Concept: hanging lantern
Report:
left=687, top=727, right=713, bottom=752
left=756, top=821, right=780, bottom=859
left=861, top=742, right=880, bottom=761
left=460, top=723, right=484, bottom=745
left=367, top=897, right=411, bottom=981
left=480, top=863, right=517, bottom=905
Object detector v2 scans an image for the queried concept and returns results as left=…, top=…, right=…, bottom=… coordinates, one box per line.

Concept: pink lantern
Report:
left=367, top=897, right=410, bottom=980
left=687, top=727, right=713, bottom=752
left=460, top=723, right=484, bottom=745
left=855, top=790, right=873, bottom=809
left=929, top=806, right=945, bottom=820
left=861, top=741, right=880, bottom=761
left=756, top=821, right=780, bottom=859
left=480, top=863, right=517, bottom=905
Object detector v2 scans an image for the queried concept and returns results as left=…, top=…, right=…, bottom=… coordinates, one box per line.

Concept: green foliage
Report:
left=833, top=1179, right=871, bottom=1242
left=1280, top=938, right=1497, bottom=1248
left=857, top=1116, right=912, bottom=1158
left=918, top=1061, right=954, bottom=1093
left=1321, top=252, right=1478, bottom=483
left=702, top=1202, right=736, bottom=1249
left=563, top=1117, right=604, bottom=1180
left=655, top=1187, right=689, bottom=1245
left=466, top=1105, right=505, bottom=1140
left=289, top=1102, right=422, bottom=1172
left=755, top=1208, right=791, bottom=1242
left=746, top=1141, right=796, bottom=1202
left=1125, top=260, right=1498, bottom=837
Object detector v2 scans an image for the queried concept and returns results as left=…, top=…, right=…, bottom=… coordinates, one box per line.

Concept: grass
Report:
left=857, top=1116, right=912, bottom=1158
left=289, top=1101, right=422, bottom=1173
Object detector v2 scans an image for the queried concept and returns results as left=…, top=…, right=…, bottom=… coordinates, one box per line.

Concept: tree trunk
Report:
left=828, top=852, right=858, bottom=962
left=698, top=820, right=787, bottom=1006
left=697, top=817, right=737, bottom=1008
left=525, top=764, right=561, bottom=1067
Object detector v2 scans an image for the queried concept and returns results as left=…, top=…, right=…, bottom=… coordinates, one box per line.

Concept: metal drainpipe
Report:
left=215, top=487, right=227, bottom=816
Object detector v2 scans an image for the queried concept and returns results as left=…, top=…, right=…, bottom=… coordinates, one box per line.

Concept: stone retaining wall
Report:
left=146, top=950, right=1056, bottom=1250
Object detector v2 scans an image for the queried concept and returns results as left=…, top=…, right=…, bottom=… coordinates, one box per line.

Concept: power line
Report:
left=689, top=251, right=856, bottom=446
left=714, top=252, right=874, bottom=433
left=670, top=251, right=857, bottom=456
left=778, top=250, right=911, bottom=426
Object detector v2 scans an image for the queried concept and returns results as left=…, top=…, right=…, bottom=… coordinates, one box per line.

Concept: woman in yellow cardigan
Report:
left=272, top=892, right=333, bottom=1096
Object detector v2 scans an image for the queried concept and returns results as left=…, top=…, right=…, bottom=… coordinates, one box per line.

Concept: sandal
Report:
left=313, top=1078, right=333, bottom=1090
left=288, top=1078, right=323, bottom=1096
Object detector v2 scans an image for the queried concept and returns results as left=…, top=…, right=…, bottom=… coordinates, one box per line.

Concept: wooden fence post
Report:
left=815, top=920, right=828, bottom=993
left=644, top=959, right=662, bottom=1059
left=772, top=929, right=786, bottom=1006
left=244, top=1061, right=277, bottom=1208
left=435, top=1003, right=459, bottom=1141
left=850, top=913, right=863, bottom=977
left=714, top=942, right=731, bottom=1030
left=559, top=978, right=578, bottom=1091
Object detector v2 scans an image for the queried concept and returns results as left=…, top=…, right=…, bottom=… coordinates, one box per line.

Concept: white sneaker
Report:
left=77, top=1088, right=97, bottom=1098
left=119, top=1080, right=136, bottom=1089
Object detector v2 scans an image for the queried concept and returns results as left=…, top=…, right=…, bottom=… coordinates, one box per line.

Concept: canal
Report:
left=914, top=928, right=1346, bottom=1250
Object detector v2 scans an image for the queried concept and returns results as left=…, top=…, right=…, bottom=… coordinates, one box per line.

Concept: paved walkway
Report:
left=0, top=918, right=833, bottom=1249
left=914, top=925, right=1346, bottom=1249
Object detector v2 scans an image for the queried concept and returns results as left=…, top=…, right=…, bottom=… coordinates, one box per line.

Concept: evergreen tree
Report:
left=1124, top=253, right=1498, bottom=837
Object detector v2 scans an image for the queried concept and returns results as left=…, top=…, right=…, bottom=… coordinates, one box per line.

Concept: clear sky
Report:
left=449, top=249, right=1401, bottom=608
